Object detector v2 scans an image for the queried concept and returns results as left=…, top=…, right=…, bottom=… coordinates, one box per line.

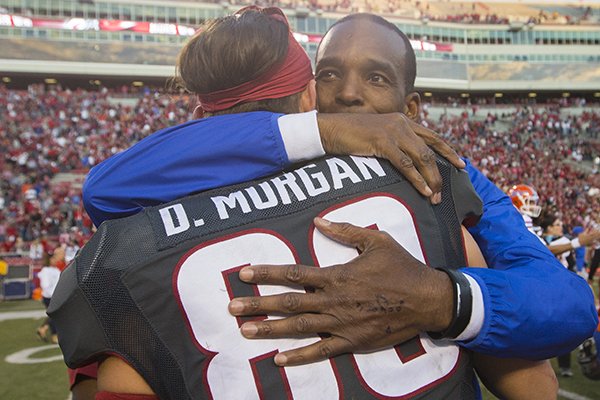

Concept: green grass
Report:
left=0, top=299, right=70, bottom=400
left=2, top=299, right=600, bottom=399
left=550, top=356, right=600, bottom=399
left=0, top=299, right=47, bottom=312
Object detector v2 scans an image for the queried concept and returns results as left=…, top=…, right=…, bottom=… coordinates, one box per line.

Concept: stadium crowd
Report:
left=422, top=102, right=600, bottom=230
left=1, top=83, right=599, bottom=263
left=207, top=0, right=595, bottom=25
left=0, top=84, right=192, bottom=257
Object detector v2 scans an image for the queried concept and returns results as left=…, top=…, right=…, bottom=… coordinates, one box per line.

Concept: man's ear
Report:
left=299, top=79, right=317, bottom=112
left=192, top=105, right=204, bottom=120
left=404, top=92, right=421, bottom=121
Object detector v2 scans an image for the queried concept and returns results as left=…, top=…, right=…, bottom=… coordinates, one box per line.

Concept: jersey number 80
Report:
left=174, top=194, right=461, bottom=399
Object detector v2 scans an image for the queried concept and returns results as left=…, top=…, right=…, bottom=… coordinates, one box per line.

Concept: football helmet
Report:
left=508, top=184, right=542, bottom=218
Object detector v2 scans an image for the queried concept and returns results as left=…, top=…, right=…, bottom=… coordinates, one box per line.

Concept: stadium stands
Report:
left=0, top=84, right=193, bottom=255
left=0, top=37, right=179, bottom=65
left=3, top=0, right=596, bottom=25
left=2, top=0, right=598, bottom=92
left=422, top=1, right=598, bottom=25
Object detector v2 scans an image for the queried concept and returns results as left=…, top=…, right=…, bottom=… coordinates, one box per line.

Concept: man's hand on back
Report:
left=317, top=113, right=465, bottom=204
left=228, top=217, right=454, bottom=366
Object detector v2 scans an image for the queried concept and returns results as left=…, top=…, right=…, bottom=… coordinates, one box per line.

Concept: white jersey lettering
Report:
left=159, top=203, right=190, bottom=236
left=212, top=191, right=252, bottom=220
left=296, top=164, right=331, bottom=197
left=327, top=158, right=361, bottom=189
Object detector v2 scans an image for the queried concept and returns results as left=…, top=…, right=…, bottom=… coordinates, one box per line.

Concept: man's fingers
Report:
left=384, top=148, right=435, bottom=199
left=239, top=314, right=338, bottom=339
left=389, top=117, right=443, bottom=199
left=313, top=217, right=379, bottom=252
left=229, top=292, right=323, bottom=316
left=274, top=337, right=352, bottom=366
left=239, top=264, right=325, bottom=287
left=410, top=146, right=442, bottom=203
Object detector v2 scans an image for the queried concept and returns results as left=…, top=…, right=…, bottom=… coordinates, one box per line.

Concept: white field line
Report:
left=559, top=388, right=594, bottom=400
left=0, top=310, right=46, bottom=321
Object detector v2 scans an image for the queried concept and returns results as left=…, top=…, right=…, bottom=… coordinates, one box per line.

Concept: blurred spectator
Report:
left=572, top=226, right=589, bottom=279
left=36, top=248, right=64, bottom=344
left=64, top=237, right=80, bottom=264
left=588, top=245, right=600, bottom=285
left=540, top=213, right=576, bottom=377
left=29, top=237, right=44, bottom=260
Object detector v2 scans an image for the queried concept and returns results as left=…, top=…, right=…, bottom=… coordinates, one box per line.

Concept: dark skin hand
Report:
left=228, top=217, right=453, bottom=366
left=317, top=112, right=465, bottom=204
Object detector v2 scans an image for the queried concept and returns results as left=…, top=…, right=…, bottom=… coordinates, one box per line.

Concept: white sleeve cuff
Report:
left=454, top=274, right=484, bottom=341
left=277, top=110, right=325, bottom=163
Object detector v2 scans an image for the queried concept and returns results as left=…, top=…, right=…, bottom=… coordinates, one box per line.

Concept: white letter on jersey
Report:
left=245, top=182, right=278, bottom=210
left=326, top=158, right=361, bottom=189
left=159, top=204, right=190, bottom=236
left=211, top=191, right=252, bottom=220
left=350, top=156, right=386, bottom=180
left=271, top=173, right=307, bottom=205
left=296, top=164, right=331, bottom=197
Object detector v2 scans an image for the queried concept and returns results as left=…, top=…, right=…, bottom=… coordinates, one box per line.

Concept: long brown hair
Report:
left=175, top=8, right=301, bottom=115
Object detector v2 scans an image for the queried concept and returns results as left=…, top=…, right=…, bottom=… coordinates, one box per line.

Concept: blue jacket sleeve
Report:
left=83, top=112, right=288, bottom=227
left=459, top=158, right=598, bottom=359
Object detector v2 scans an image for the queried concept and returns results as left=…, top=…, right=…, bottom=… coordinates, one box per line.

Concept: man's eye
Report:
left=316, top=71, right=338, bottom=81
left=368, top=74, right=388, bottom=84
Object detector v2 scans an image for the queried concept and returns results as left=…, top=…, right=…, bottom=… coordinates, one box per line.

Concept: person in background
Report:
left=64, top=237, right=80, bottom=264
left=37, top=248, right=64, bottom=344
left=541, top=215, right=600, bottom=271
left=29, top=238, right=44, bottom=261
left=540, top=213, right=598, bottom=377
left=572, top=226, right=589, bottom=279
left=507, top=184, right=543, bottom=237
left=587, top=244, right=600, bottom=287
left=578, top=309, right=600, bottom=380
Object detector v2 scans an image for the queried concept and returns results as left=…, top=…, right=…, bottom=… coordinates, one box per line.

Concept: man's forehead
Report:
left=317, top=18, right=406, bottom=62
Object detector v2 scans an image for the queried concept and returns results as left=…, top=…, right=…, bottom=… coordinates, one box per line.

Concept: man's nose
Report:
left=335, top=75, right=364, bottom=107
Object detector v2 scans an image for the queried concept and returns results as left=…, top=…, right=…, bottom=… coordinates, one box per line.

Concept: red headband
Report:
left=196, top=7, right=314, bottom=114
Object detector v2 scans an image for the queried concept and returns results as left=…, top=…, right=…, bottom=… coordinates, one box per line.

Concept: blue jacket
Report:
left=83, top=111, right=598, bottom=359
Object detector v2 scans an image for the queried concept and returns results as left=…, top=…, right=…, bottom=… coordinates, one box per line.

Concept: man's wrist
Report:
left=422, top=268, right=454, bottom=333
left=315, top=113, right=343, bottom=154
left=427, top=268, right=473, bottom=340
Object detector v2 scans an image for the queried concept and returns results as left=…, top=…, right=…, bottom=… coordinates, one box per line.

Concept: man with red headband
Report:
left=53, top=7, right=559, bottom=399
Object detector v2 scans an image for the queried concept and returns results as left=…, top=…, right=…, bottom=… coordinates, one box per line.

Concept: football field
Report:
left=1, top=300, right=599, bottom=399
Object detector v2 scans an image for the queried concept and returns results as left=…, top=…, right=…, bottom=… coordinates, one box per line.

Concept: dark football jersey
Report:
left=49, top=155, right=482, bottom=400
